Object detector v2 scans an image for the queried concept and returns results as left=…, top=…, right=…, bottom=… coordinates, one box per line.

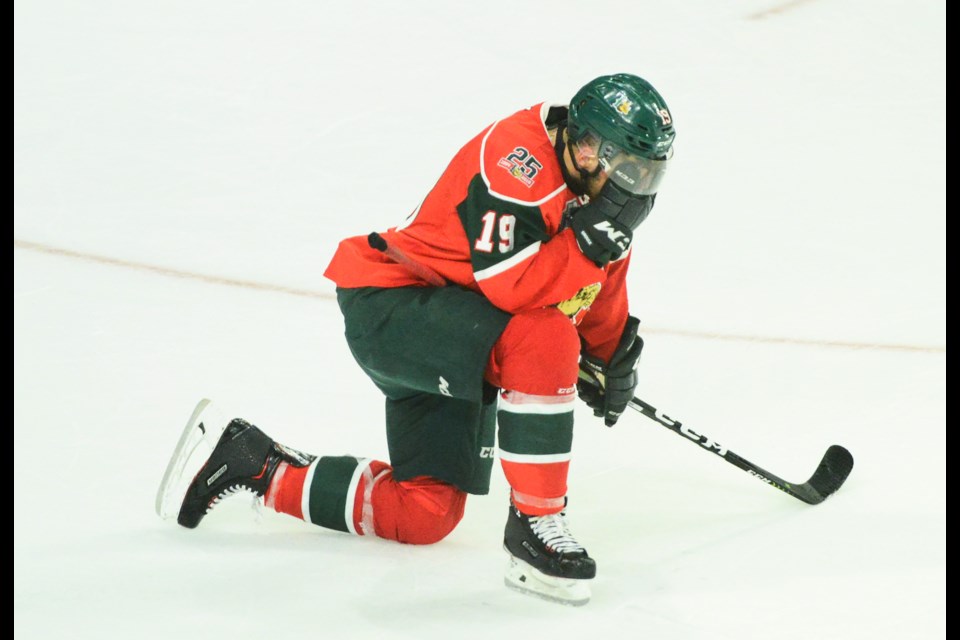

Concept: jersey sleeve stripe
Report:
left=473, top=241, right=541, bottom=281
left=479, top=121, right=568, bottom=207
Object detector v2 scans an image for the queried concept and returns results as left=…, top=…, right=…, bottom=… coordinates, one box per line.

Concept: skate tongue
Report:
left=530, top=513, right=585, bottom=554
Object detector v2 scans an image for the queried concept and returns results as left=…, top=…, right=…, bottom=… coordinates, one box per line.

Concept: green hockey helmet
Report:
left=567, top=73, right=675, bottom=195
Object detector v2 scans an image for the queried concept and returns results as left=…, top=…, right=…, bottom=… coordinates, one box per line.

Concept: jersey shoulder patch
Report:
left=480, top=104, right=566, bottom=206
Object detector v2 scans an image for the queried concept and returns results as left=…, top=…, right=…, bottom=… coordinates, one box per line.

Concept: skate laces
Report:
left=529, top=512, right=585, bottom=554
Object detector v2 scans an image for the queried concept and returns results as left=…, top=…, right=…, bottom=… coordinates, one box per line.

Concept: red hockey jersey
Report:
left=324, top=102, right=631, bottom=362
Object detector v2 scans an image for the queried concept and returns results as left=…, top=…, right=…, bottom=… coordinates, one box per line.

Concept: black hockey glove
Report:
left=570, top=180, right=653, bottom=267
left=578, top=316, right=643, bottom=427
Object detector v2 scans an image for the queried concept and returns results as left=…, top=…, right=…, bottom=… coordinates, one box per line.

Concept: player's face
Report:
left=572, top=139, right=601, bottom=173
left=565, top=135, right=610, bottom=200
left=575, top=130, right=672, bottom=197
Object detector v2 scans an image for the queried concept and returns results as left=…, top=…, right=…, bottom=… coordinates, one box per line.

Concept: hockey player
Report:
left=156, top=73, right=676, bottom=606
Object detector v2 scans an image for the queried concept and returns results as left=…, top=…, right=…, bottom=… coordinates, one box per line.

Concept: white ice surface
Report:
left=15, top=1, right=944, bottom=639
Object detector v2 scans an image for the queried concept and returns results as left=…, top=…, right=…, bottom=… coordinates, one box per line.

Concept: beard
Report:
left=566, top=170, right=609, bottom=201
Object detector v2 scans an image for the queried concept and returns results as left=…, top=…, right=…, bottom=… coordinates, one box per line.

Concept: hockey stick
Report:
left=365, top=230, right=853, bottom=503
left=579, top=373, right=854, bottom=504
left=368, top=232, right=447, bottom=286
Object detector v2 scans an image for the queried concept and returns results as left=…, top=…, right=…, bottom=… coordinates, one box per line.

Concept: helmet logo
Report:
left=655, top=106, right=672, bottom=125
left=609, top=90, right=635, bottom=116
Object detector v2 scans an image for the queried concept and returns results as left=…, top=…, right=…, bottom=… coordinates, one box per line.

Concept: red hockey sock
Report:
left=264, top=460, right=312, bottom=520
left=367, top=473, right=467, bottom=545
left=498, top=391, right=574, bottom=516
left=265, top=456, right=466, bottom=545
left=486, top=308, right=580, bottom=516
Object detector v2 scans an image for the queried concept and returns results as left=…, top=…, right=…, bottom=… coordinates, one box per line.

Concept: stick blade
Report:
left=797, top=445, right=854, bottom=504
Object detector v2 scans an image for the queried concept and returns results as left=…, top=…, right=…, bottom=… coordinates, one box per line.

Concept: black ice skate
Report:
left=503, top=502, right=596, bottom=606
left=155, top=399, right=313, bottom=528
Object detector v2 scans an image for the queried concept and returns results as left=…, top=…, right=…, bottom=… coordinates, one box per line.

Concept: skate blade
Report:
left=154, top=399, right=229, bottom=520
left=503, top=553, right=591, bottom=607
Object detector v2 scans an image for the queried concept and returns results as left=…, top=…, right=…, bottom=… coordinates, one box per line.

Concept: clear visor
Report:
left=574, top=131, right=672, bottom=196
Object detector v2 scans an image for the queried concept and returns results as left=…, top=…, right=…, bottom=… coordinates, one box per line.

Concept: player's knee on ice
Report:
left=375, top=476, right=467, bottom=545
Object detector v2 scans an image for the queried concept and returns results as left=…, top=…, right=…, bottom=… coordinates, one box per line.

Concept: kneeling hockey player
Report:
left=157, top=73, right=676, bottom=606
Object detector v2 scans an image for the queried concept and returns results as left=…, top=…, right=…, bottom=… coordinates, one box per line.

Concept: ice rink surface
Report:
left=15, top=1, right=944, bottom=638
